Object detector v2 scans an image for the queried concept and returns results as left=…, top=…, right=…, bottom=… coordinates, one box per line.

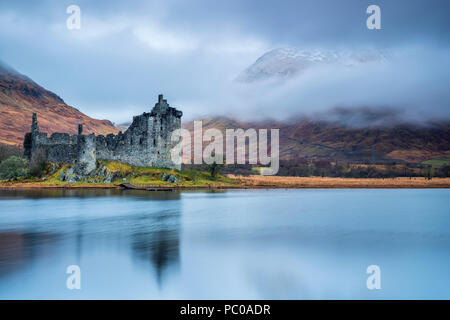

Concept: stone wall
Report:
left=23, top=95, right=182, bottom=173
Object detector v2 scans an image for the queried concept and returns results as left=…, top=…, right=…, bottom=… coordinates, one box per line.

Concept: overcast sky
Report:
left=0, top=0, right=449, bottom=123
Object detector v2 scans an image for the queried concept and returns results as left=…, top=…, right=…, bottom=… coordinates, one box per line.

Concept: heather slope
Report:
left=0, top=61, right=118, bottom=146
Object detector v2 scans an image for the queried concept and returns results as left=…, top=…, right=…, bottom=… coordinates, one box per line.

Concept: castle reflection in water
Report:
left=0, top=189, right=181, bottom=288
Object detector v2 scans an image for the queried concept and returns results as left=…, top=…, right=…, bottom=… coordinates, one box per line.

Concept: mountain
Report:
left=0, top=61, right=119, bottom=146
left=229, top=47, right=450, bottom=164
left=182, top=114, right=450, bottom=164
left=236, top=47, right=389, bottom=82
left=2, top=60, right=447, bottom=165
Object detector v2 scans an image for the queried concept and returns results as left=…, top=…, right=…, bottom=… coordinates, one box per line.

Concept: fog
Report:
left=208, top=45, right=450, bottom=123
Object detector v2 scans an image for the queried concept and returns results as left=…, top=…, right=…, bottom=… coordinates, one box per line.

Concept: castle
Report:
left=23, top=95, right=183, bottom=173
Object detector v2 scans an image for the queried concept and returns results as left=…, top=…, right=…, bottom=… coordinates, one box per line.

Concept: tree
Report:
left=0, top=143, right=22, bottom=162
left=206, top=152, right=224, bottom=178
left=424, top=167, right=433, bottom=180
left=0, top=156, right=29, bottom=180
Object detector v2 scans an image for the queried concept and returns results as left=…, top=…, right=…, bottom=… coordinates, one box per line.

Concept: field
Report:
left=2, top=175, right=450, bottom=189
left=229, top=175, right=450, bottom=188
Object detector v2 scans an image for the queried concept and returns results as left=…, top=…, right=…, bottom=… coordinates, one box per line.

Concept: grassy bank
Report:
left=0, top=160, right=238, bottom=189
left=1, top=160, right=450, bottom=189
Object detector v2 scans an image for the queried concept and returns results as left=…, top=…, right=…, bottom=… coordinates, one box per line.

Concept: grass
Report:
left=100, top=160, right=236, bottom=186
left=0, top=160, right=238, bottom=188
left=422, top=158, right=450, bottom=166
left=251, top=167, right=262, bottom=174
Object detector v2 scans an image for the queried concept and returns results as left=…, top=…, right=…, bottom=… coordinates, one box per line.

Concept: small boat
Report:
left=119, top=183, right=173, bottom=192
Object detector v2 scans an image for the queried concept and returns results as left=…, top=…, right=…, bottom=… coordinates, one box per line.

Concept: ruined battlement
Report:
left=23, top=95, right=182, bottom=174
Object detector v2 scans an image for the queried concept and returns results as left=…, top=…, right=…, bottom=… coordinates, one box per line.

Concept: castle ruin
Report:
left=23, top=94, right=183, bottom=173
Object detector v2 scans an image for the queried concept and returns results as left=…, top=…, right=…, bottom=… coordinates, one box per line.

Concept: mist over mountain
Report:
left=183, top=44, right=450, bottom=165
left=0, top=59, right=448, bottom=165
left=308, top=107, right=429, bottom=128
left=236, top=47, right=390, bottom=83
left=210, top=45, right=450, bottom=125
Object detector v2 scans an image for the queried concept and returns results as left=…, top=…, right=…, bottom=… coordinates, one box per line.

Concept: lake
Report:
left=0, top=188, right=449, bottom=299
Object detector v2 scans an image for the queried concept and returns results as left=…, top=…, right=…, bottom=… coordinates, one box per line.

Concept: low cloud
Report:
left=185, top=45, right=450, bottom=125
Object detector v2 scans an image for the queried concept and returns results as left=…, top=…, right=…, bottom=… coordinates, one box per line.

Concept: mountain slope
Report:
left=0, top=61, right=119, bottom=146
left=182, top=116, right=450, bottom=163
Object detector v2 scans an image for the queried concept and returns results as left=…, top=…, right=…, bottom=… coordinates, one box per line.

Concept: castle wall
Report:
left=75, top=134, right=97, bottom=174
left=23, top=95, right=182, bottom=173
left=28, top=131, right=78, bottom=163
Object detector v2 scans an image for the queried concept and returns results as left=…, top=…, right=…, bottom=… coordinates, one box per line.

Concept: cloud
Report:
left=0, top=0, right=449, bottom=124
left=183, top=44, right=450, bottom=123
left=133, top=25, right=198, bottom=53
left=52, top=16, right=129, bottom=40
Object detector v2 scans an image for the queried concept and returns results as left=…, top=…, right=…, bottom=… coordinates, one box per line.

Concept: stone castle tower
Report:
left=23, top=94, right=183, bottom=173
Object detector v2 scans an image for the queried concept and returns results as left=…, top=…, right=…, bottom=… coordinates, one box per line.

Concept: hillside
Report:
left=0, top=61, right=119, bottom=146
left=182, top=116, right=450, bottom=164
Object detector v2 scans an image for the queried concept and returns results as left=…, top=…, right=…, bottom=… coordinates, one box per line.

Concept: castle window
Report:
left=139, top=138, right=143, bottom=145
left=153, top=138, right=156, bottom=146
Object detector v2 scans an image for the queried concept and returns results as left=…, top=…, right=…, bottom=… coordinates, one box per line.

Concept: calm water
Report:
left=0, top=188, right=449, bottom=299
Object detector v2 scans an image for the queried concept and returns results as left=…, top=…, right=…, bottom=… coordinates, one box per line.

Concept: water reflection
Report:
left=131, top=214, right=180, bottom=286
left=0, top=189, right=182, bottom=297
left=0, top=188, right=182, bottom=200
left=0, top=231, right=61, bottom=277
left=1, top=189, right=450, bottom=299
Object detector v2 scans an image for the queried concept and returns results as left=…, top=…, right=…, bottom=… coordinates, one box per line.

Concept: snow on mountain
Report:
left=236, top=47, right=390, bottom=82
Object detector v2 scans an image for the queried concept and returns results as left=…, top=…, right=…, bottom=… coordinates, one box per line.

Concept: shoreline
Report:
left=1, top=176, right=450, bottom=190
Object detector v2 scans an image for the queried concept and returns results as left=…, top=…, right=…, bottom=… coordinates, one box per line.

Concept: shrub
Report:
left=205, top=152, right=224, bottom=178
left=0, top=156, right=29, bottom=180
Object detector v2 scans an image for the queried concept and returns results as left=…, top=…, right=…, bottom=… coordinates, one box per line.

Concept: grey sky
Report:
left=0, top=0, right=449, bottom=123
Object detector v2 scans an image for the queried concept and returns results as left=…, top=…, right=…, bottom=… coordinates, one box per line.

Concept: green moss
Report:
left=39, top=164, right=70, bottom=185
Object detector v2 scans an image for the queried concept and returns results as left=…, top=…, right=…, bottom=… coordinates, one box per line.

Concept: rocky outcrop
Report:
left=161, top=172, right=179, bottom=183
left=59, top=164, right=113, bottom=183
